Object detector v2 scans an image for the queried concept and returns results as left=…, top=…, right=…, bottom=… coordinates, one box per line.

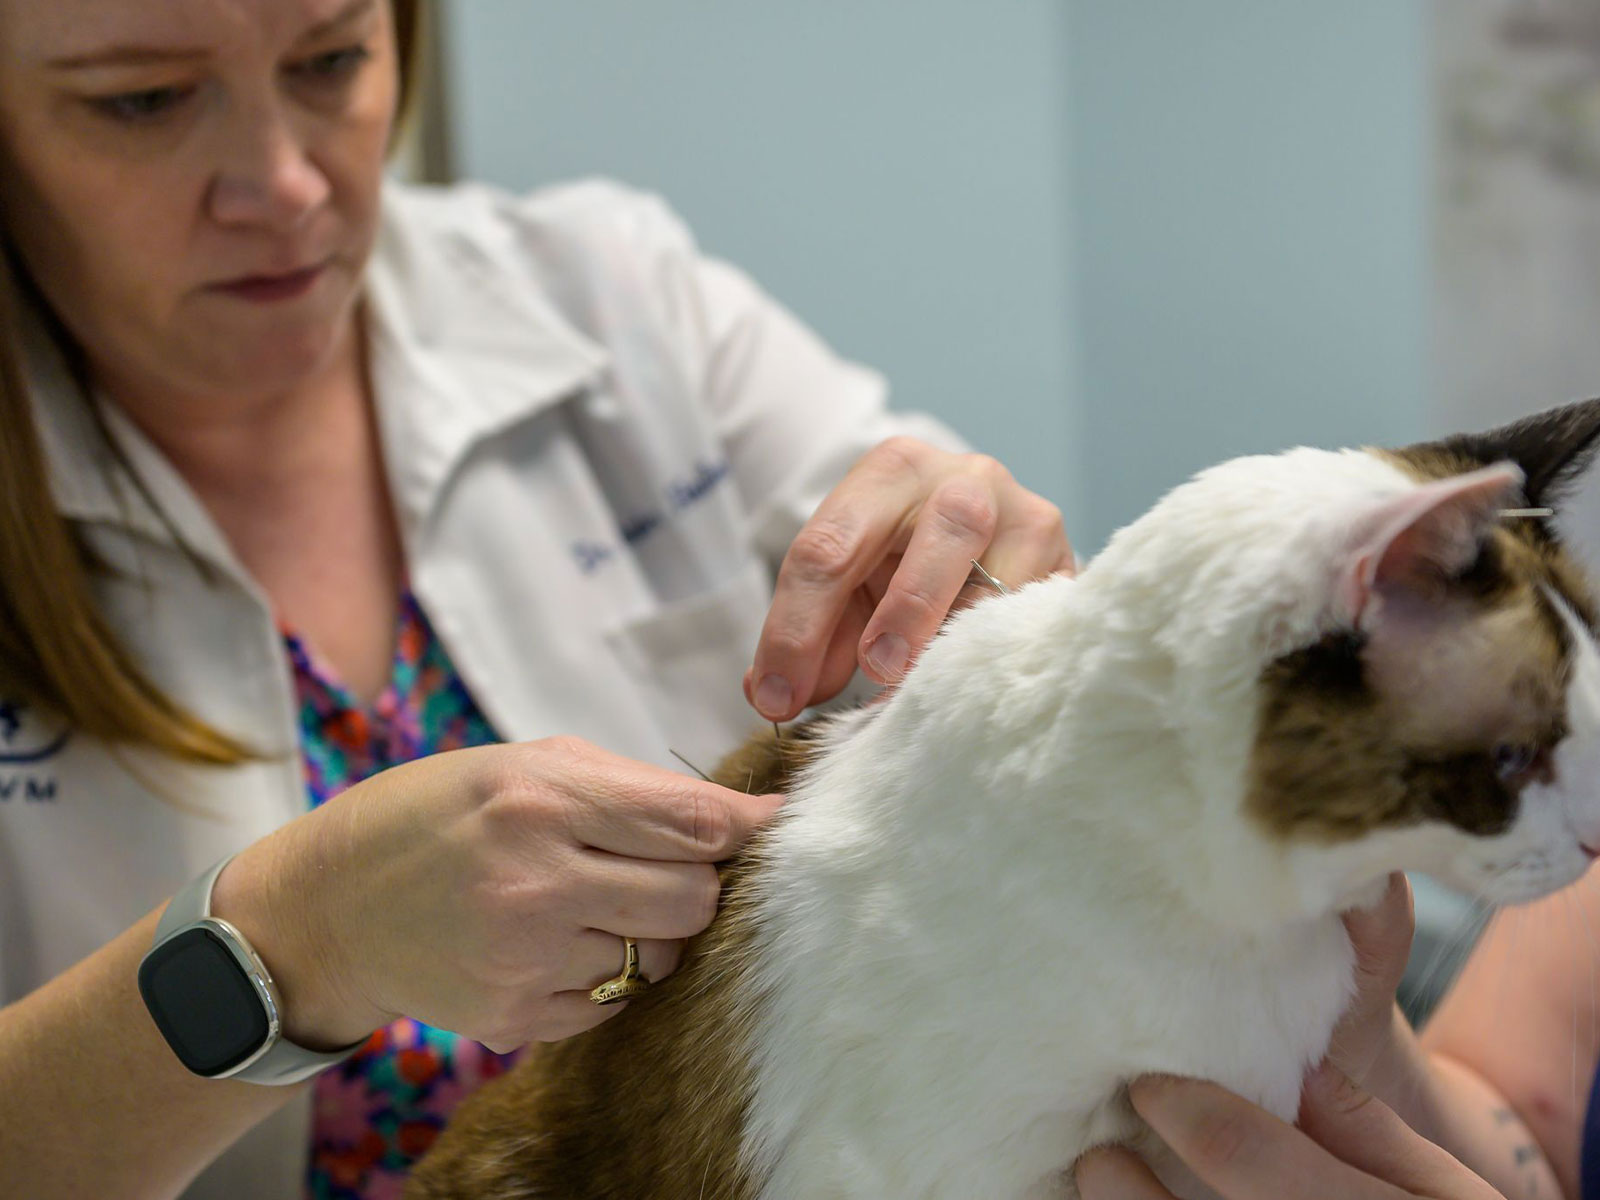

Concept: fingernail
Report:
left=865, top=632, right=909, bottom=680
left=753, top=674, right=792, bottom=719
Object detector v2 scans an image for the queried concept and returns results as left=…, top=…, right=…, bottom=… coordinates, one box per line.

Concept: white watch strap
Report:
left=151, top=854, right=366, bottom=1084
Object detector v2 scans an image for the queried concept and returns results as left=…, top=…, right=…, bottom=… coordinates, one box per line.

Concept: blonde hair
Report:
left=0, top=0, right=423, bottom=765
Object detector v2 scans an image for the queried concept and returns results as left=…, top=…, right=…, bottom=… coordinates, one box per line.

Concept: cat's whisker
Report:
left=1499, top=507, right=1555, bottom=519
left=1405, top=883, right=1489, bottom=1022
left=1561, top=889, right=1582, bottom=1110
left=1488, top=899, right=1526, bottom=1042
left=1574, top=888, right=1600, bottom=1059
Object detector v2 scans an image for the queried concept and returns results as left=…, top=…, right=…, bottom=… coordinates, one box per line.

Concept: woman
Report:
left=0, top=1, right=1073, bottom=1197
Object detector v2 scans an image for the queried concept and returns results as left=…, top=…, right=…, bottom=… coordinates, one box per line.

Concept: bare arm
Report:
left=0, top=898, right=304, bottom=1199
left=1409, top=865, right=1600, bottom=1200
left=0, top=739, right=779, bottom=1198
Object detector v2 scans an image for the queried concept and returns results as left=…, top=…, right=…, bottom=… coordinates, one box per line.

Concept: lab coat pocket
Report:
left=603, top=559, right=773, bottom=772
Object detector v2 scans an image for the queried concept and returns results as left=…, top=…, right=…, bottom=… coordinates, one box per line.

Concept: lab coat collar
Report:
left=21, top=310, right=246, bottom=574
left=24, top=180, right=610, bottom=563
left=363, top=182, right=611, bottom=538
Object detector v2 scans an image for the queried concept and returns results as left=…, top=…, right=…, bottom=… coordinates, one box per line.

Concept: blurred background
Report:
left=404, top=0, right=1600, bottom=1021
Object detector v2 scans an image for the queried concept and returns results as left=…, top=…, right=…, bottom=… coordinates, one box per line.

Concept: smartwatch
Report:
left=137, top=855, right=364, bottom=1084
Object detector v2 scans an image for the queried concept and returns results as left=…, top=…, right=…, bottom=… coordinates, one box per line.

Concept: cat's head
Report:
left=1244, top=398, right=1600, bottom=911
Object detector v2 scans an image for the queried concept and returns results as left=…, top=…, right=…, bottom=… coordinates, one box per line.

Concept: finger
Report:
left=750, top=451, right=927, bottom=719
left=574, top=853, right=722, bottom=940
left=857, top=474, right=1000, bottom=684
left=560, top=755, right=783, bottom=861
left=747, top=582, right=874, bottom=712
left=519, top=991, right=619, bottom=1044
left=1343, top=873, right=1416, bottom=1001
left=809, top=594, right=876, bottom=706
left=1130, top=1075, right=1409, bottom=1200
left=1074, top=1146, right=1177, bottom=1199
left=565, top=930, right=683, bottom=990
left=973, top=495, right=1073, bottom=594
left=1327, top=875, right=1417, bottom=1079
left=1299, top=1064, right=1506, bottom=1200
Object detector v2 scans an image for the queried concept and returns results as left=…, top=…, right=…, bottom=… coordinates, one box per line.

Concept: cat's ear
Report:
left=1407, top=397, right=1600, bottom=508
left=1337, top=463, right=1523, bottom=627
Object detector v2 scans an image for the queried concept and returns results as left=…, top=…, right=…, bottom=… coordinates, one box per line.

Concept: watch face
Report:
left=138, top=926, right=271, bottom=1076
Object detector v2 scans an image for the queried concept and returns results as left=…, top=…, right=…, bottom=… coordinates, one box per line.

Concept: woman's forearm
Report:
left=0, top=905, right=302, bottom=1200
left=1372, top=1007, right=1569, bottom=1200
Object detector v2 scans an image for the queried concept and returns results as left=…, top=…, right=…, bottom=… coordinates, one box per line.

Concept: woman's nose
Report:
left=205, top=104, right=331, bottom=233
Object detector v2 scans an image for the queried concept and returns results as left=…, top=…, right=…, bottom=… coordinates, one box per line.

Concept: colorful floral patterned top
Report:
left=281, top=590, right=523, bottom=1200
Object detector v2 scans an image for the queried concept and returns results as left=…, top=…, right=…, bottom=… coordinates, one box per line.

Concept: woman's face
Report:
left=0, top=0, right=398, bottom=405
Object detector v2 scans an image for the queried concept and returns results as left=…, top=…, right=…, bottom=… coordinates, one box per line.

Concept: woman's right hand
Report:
left=212, top=736, right=781, bottom=1051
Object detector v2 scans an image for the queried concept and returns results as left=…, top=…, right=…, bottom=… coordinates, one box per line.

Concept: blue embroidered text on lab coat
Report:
left=572, top=458, right=732, bottom=572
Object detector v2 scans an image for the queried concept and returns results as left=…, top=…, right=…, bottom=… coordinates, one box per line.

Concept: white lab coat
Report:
left=0, top=179, right=962, bottom=1197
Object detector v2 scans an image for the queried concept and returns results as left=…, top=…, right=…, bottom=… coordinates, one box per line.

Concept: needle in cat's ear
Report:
left=969, top=559, right=1010, bottom=594
left=774, top=721, right=782, bottom=743
left=1500, top=507, right=1554, bottom=518
left=669, top=748, right=713, bottom=782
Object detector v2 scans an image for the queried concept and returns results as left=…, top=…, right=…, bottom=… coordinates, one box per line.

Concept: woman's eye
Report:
left=90, top=86, right=191, bottom=122
left=292, top=45, right=371, bottom=83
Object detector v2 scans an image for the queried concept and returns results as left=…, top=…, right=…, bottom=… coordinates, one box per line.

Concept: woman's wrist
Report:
left=207, top=815, right=383, bottom=1051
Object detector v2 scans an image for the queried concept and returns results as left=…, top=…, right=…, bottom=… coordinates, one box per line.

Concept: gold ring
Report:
left=589, top=937, right=651, bottom=1006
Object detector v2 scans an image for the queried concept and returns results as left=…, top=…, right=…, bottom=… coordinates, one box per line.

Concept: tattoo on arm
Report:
left=1490, top=1106, right=1549, bottom=1199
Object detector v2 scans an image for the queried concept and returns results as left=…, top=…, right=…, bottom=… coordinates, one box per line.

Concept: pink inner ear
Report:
left=1339, top=462, right=1524, bottom=627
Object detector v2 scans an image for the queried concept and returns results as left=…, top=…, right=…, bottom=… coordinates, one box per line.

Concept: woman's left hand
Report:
left=745, top=437, right=1074, bottom=721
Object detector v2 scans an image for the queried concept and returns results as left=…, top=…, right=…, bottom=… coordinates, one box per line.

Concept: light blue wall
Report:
left=440, top=3, right=1429, bottom=556
left=441, top=0, right=1083, bottom=537
left=1066, top=1, right=1430, bottom=550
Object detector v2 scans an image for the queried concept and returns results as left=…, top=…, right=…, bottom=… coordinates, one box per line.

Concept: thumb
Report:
left=1342, top=873, right=1415, bottom=1015
left=1299, top=1063, right=1500, bottom=1199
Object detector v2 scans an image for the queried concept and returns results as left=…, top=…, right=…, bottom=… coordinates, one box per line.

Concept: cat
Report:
left=405, top=399, right=1600, bottom=1200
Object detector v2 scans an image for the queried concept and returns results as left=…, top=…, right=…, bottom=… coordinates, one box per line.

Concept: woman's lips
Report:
left=209, top=261, right=328, bottom=303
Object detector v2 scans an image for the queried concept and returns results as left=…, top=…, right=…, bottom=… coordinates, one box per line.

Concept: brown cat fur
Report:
left=404, top=724, right=821, bottom=1200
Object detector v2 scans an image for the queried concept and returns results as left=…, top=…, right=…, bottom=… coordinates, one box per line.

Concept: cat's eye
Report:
left=1493, top=743, right=1553, bottom=787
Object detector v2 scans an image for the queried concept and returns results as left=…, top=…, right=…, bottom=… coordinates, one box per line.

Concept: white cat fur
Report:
left=737, top=446, right=1600, bottom=1199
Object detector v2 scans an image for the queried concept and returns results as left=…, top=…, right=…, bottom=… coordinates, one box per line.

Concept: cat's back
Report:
left=404, top=726, right=824, bottom=1200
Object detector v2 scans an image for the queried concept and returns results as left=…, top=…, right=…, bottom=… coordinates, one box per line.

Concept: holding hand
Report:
left=1074, top=1066, right=1505, bottom=1200
left=746, top=437, right=1073, bottom=720
left=213, top=737, right=781, bottom=1052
